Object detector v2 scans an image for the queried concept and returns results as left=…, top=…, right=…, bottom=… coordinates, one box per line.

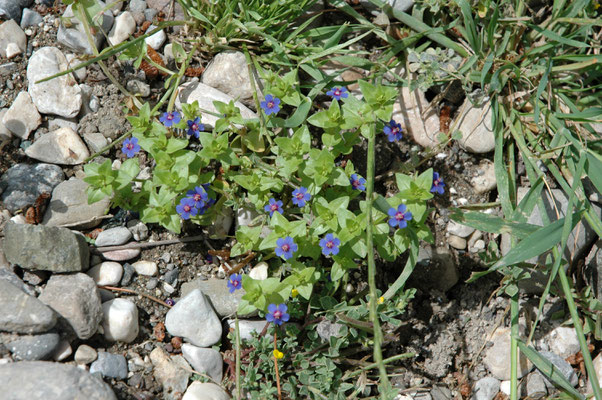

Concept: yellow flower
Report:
left=377, top=296, right=384, bottom=304
left=595, top=1, right=601, bottom=9
left=273, top=349, right=284, bottom=359
left=291, top=288, right=299, bottom=298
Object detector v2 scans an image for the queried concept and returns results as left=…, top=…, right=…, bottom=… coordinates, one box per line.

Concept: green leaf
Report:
left=450, top=209, right=539, bottom=238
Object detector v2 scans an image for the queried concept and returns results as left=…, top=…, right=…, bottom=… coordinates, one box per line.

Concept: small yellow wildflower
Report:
left=291, top=288, right=299, bottom=298
left=377, top=296, right=384, bottom=304
left=595, top=1, right=600, bottom=9
left=273, top=349, right=284, bottom=359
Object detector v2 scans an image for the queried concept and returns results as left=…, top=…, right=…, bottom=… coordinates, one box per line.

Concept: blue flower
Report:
left=176, top=198, right=198, bottom=220
left=383, top=119, right=403, bottom=142
left=227, top=273, right=242, bottom=293
left=275, top=236, right=297, bottom=260
left=326, top=86, right=349, bottom=101
left=186, top=186, right=209, bottom=208
left=350, top=174, right=366, bottom=191
left=266, top=303, right=290, bottom=326
left=160, top=111, right=181, bottom=127
left=264, top=198, right=283, bottom=217
left=319, top=233, right=340, bottom=256
left=122, top=137, right=140, bottom=158
left=431, top=172, right=445, bottom=195
left=260, top=94, right=281, bottom=116
left=165, top=298, right=175, bottom=306
left=387, top=204, right=412, bottom=229
left=291, top=187, right=311, bottom=207
left=186, top=117, right=204, bottom=138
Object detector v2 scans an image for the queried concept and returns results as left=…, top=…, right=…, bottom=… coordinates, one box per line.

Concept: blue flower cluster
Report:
left=176, top=185, right=214, bottom=220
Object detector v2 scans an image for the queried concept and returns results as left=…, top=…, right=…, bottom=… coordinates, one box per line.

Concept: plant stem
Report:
left=510, top=291, right=519, bottom=400
left=274, top=331, right=282, bottom=400
left=365, top=116, right=391, bottom=395
left=235, top=315, right=241, bottom=400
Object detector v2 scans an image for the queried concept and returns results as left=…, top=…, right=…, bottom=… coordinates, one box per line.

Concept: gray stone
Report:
left=410, top=246, right=458, bottom=292
left=165, top=289, right=222, bottom=347
left=150, top=346, right=192, bottom=400
left=83, top=130, right=109, bottom=153
left=108, top=11, right=136, bottom=46
left=431, top=385, right=452, bottom=400
left=0, top=19, right=26, bottom=58
left=0, top=280, right=56, bottom=334
left=65, top=53, right=87, bottom=82
left=0, top=62, right=18, bottom=77
left=90, top=351, right=128, bottom=380
left=472, top=377, right=500, bottom=400
left=20, top=8, right=42, bottom=28
left=144, top=25, right=165, bottom=49
left=42, top=178, right=110, bottom=229
left=181, top=344, right=223, bottom=382
left=202, top=51, right=257, bottom=109
left=182, top=382, right=230, bottom=400
left=144, top=8, right=158, bottom=22
left=538, top=350, right=578, bottom=388
left=4, top=222, right=89, bottom=272
left=0, top=0, right=22, bottom=21
left=316, top=319, right=344, bottom=342
left=132, top=260, right=157, bottom=276
left=48, top=117, right=78, bottom=132
left=39, top=273, right=103, bottom=339
left=0, top=361, right=117, bottom=399
left=27, top=46, right=83, bottom=118
left=51, top=339, right=72, bottom=361
left=471, top=160, right=497, bottom=194
left=7, top=332, right=60, bottom=360
left=0, top=108, right=11, bottom=140
left=446, top=220, right=475, bottom=238
left=483, top=327, right=531, bottom=380
left=127, top=219, right=149, bottom=241
left=126, top=79, right=151, bottom=97
left=175, top=81, right=257, bottom=128
left=102, top=248, right=141, bottom=261
left=25, top=127, right=90, bottom=164
left=456, top=99, right=495, bottom=153
left=95, top=227, right=133, bottom=247
left=87, top=261, right=123, bottom=286
left=120, top=263, right=135, bottom=286
left=129, top=0, right=147, bottom=25
left=75, top=344, right=98, bottom=364
left=0, top=163, right=64, bottom=214
left=360, top=0, right=414, bottom=15
left=226, top=319, right=268, bottom=341
left=101, top=298, right=139, bottom=343
left=0, top=259, right=35, bottom=296
left=181, top=278, right=251, bottom=318
left=524, top=372, right=547, bottom=399
left=392, top=84, right=440, bottom=148
left=163, top=268, right=179, bottom=285
left=57, top=3, right=114, bottom=55
left=545, top=326, right=580, bottom=359
left=2, top=91, right=41, bottom=139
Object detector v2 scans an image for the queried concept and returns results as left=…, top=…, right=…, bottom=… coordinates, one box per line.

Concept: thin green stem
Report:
left=235, top=314, right=241, bottom=400
left=510, top=291, right=519, bottom=400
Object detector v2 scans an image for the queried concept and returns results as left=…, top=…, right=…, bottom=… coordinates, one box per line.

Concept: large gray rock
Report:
left=0, top=19, right=26, bottom=58
left=7, top=332, right=60, bottom=361
left=202, top=51, right=257, bottom=109
left=2, top=91, right=41, bottom=139
left=42, top=178, right=110, bottom=229
left=181, top=278, right=251, bottom=318
left=165, top=289, right=222, bottom=347
left=38, top=273, right=103, bottom=339
left=57, top=2, right=114, bottom=55
left=392, top=85, right=440, bottom=148
left=4, top=222, right=89, bottom=272
left=181, top=344, right=223, bottom=383
left=0, top=163, right=64, bottom=214
left=25, top=127, right=90, bottom=165
left=0, top=361, right=117, bottom=400
left=455, top=99, right=495, bottom=153
left=0, top=280, right=56, bottom=334
left=27, top=46, right=83, bottom=118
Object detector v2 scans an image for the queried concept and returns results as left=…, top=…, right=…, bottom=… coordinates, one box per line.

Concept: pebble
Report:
left=181, top=344, right=223, bottom=382
left=144, top=8, right=158, bottom=22
left=0, top=280, right=57, bottom=334
left=209, top=208, right=233, bottom=239
left=499, top=380, right=519, bottom=397
left=87, top=261, right=124, bottom=286
left=430, top=385, right=451, bottom=400
left=181, top=278, right=249, bottom=318
left=101, top=298, right=139, bottom=343
left=165, top=289, right=222, bottom=347
left=144, top=25, right=166, bottom=49
left=120, top=263, right=135, bottom=286
left=20, top=8, right=42, bottom=28
left=27, top=47, right=83, bottom=118
left=472, top=377, right=500, bottom=400
left=0, top=19, right=26, bottom=58
left=42, top=178, right=110, bottom=229
left=83, top=130, right=109, bottom=153
left=446, top=220, right=475, bottom=238
left=4, top=222, right=90, bottom=273
left=249, top=262, right=268, bottom=280
left=235, top=206, right=261, bottom=229
left=538, top=351, right=578, bottom=388
left=227, top=319, right=269, bottom=341
left=51, top=339, right=73, bottom=361
left=102, top=248, right=141, bottom=261
left=316, top=319, right=344, bottom=342
left=0, top=163, right=64, bottom=213
left=175, top=81, right=257, bottom=128
left=25, top=127, right=90, bottom=165
left=0, top=0, right=22, bottom=21
left=75, top=344, right=98, bottom=364
left=132, top=260, right=158, bottom=276
left=0, top=361, right=117, bottom=399
left=57, top=3, right=114, bottom=55
left=65, top=53, right=87, bottom=82
left=182, top=381, right=230, bottom=400
left=2, top=91, right=41, bottom=139
left=447, top=235, right=467, bottom=250
left=146, top=278, right=159, bottom=290
left=483, top=327, right=531, bottom=380
left=202, top=51, right=257, bottom=109
left=150, top=347, right=192, bottom=400
left=90, top=351, right=128, bottom=380
left=524, top=372, right=547, bottom=399
left=39, top=273, right=103, bottom=339
left=129, top=0, right=147, bottom=24
left=471, top=161, right=497, bottom=193
left=126, top=79, right=151, bottom=97
left=0, top=109, right=10, bottom=140
left=456, top=99, right=495, bottom=153
left=22, top=270, right=47, bottom=285
left=7, top=332, right=60, bottom=361
left=95, top=227, right=133, bottom=247
left=472, top=239, right=486, bottom=252
left=108, top=11, right=136, bottom=46
left=163, top=268, right=179, bottom=285
left=127, top=219, right=149, bottom=241
left=392, top=85, right=440, bottom=148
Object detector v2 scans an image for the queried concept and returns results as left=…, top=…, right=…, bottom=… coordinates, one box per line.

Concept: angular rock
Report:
left=144, top=25, right=165, bottom=49
left=0, top=108, right=11, bottom=140
left=0, top=19, right=26, bottom=59
left=181, top=278, right=250, bottom=318
left=0, top=361, right=117, bottom=399
left=51, top=339, right=72, bottom=361
left=27, top=46, right=83, bottom=118
left=546, top=326, right=580, bottom=359
left=83, top=130, right=109, bottom=153
left=57, top=3, right=114, bottom=55
left=101, top=298, right=139, bottom=343
left=132, top=260, right=158, bottom=276
left=165, top=289, right=222, bottom=347
left=472, top=377, right=500, bottom=400
left=75, top=344, right=98, bottom=364
left=48, top=117, right=78, bottom=132
left=316, top=319, right=344, bottom=342
left=182, top=382, right=230, bottom=400
left=150, top=346, right=192, bottom=400
left=471, top=160, right=497, bottom=194
left=87, top=261, right=123, bottom=286
left=483, top=327, right=531, bottom=380
left=4, top=222, right=89, bottom=272
left=456, top=99, right=495, bottom=153
left=538, top=351, right=578, bottom=388
left=226, top=319, right=268, bottom=341
left=42, top=178, right=110, bottom=229
left=524, top=372, right=547, bottom=399
left=108, top=11, right=136, bottom=46
left=90, top=351, right=128, bottom=380
left=39, top=273, right=103, bottom=339
left=181, top=344, right=223, bottom=383
left=392, top=85, right=441, bottom=148
left=20, top=8, right=43, bottom=28
left=248, top=262, right=268, bottom=281
left=175, top=81, right=257, bottom=128
left=95, top=227, right=133, bottom=247
left=2, top=91, right=41, bottom=139
left=0, top=280, right=56, bottom=334
left=0, top=163, right=64, bottom=214
left=0, top=0, right=22, bottom=21
left=446, top=220, right=475, bottom=238
left=7, top=332, right=60, bottom=361
left=25, top=127, right=90, bottom=165
left=202, top=51, right=257, bottom=109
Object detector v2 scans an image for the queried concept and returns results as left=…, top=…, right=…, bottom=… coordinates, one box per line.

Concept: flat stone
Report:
left=472, top=377, right=500, bottom=400
left=0, top=280, right=56, bottom=334
left=175, top=81, right=257, bottom=128
left=0, top=62, right=18, bottom=77
left=181, top=278, right=251, bottom=318
left=20, top=8, right=43, bottom=28
left=39, top=273, right=103, bottom=339
left=27, top=46, right=83, bottom=118
left=448, top=235, right=467, bottom=250
left=538, top=351, right=577, bottom=388
left=524, top=372, right=547, bottom=399
left=165, top=289, right=222, bottom=347
left=2, top=92, right=41, bottom=140
left=42, top=178, right=110, bottom=229
left=0, top=163, right=64, bottom=214
left=316, top=319, right=344, bottom=342
left=226, top=319, right=268, bottom=341
left=132, top=260, right=158, bottom=276
left=7, top=332, right=60, bottom=360
left=108, top=11, right=136, bottom=46
left=447, top=220, right=475, bottom=238
left=150, top=347, right=192, bottom=400
left=392, top=84, right=440, bottom=148
left=102, top=248, right=141, bottom=261
left=546, top=326, right=580, bottom=359
left=90, top=351, right=128, bottom=380
left=101, top=298, right=139, bottom=343
left=471, top=160, right=497, bottom=194
left=0, top=257, right=36, bottom=296
left=83, top=130, right=109, bottom=153
left=483, top=327, right=531, bottom=380
left=202, top=51, right=257, bottom=109
left=182, top=382, right=230, bottom=400
left=75, top=344, right=98, bottom=364
left=48, top=117, right=78, bottom=132
left=0, top=19, right=26, bottom=58
left=4, top=222, right=89, bottom=272
left=57, top=3, right=114, bottom=55
left=87, top=261, right=123, bottom=286
left=456, top=99, right=495, bottom=153
left=181, top=344, right=223, bottom=382
left=25, top=127, right=90, bottom=165
left=95, top=227, right=133, bottom=247
left=0, top=361, right=117, bottom=399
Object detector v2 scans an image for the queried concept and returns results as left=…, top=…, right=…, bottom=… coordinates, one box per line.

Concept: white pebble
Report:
left=87, top=262, right=123, bottom=286
left=132, top=260, right=158, bottom=276
left=101, top=298, right=139, bottom=343
left=249, top=262, right=268, bottom=280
